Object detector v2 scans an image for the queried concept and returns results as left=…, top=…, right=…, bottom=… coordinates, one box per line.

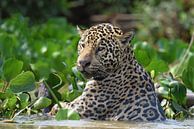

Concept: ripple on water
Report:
left=0, top=116, right=194, bottom=129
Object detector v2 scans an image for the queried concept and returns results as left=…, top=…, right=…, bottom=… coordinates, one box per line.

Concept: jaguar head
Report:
left=76, top=23, right=134, bottom=80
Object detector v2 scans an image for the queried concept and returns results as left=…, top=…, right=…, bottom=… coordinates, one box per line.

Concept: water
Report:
left=0, top=115, right=194, bottom=129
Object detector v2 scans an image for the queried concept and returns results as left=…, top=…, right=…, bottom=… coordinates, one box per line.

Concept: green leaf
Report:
left=182, top=54, right=194, bottom=92
left=46, top=73, right=63, bottom=90
left=4, top=95, right=17, bottom=109
left=55, top=108, right=80, bottom=120
left=0, top=80, right=4, bottom=89
left=10, top=71, right=35, bottom=93
left=134, top=50, right=151, bottom=67
left=172, top=101, right=188, bottom=113
left=2, top=58, right=23, bottom=82
left=187, top=54, right=194, bottom=67
left=171, top=81, right=186, bottom=105
left=65, top=90, right=82, bottom=102
left=55, top=108, right=68, bottom=120
left=0, top=92, right=13, bottom=100
left=172, top=52, right=194, bottom=76
left=67, top=109, right=80, bottom=120
left=156, top=39, right=187, bottom=64
left=0, top=33, right=17, bottom=58
left=18, top=93, right=30, bottom=109
left=160, top=79, right=171, bottom=88
left=146, top=58, right=169, bottom=76
left=182, top=66, right=194, bottom=92
left=133, top=41, right=157, bottom=59
left=172, top=101, right=188, bottom=120
left=33, top=97, right=52, bottom=110
left=30, top=61, right=50, bottom=80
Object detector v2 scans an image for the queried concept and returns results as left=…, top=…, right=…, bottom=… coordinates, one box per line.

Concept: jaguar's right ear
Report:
left=120, top=31, right=135, bottom=45
left=77, top=25, right=86, bottom=36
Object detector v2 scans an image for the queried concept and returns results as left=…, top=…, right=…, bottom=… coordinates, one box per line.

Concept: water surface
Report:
left=0, top=115, right=193, bottom=129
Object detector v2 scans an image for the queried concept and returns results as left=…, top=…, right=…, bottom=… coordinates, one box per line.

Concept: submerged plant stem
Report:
left=43, top=81, right=62, bottom=108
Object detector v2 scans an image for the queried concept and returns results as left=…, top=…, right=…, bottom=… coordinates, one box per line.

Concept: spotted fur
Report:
left=51, top=23, right=166, bottom=121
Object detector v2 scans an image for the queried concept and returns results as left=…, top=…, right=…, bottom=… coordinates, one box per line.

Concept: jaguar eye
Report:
left=96, top=47, right=104, bottom=53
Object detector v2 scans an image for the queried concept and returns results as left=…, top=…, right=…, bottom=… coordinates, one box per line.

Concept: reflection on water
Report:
left=0, top=115, right=194, bottom=129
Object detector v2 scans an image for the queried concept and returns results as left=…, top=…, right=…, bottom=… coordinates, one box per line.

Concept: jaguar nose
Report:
left=77, top=53, right=92, bottom=71
left=79, top=59, right=91, bottom=69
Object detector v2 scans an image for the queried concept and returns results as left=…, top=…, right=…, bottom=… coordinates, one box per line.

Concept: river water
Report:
left=0, top=115, right=194, bottom=129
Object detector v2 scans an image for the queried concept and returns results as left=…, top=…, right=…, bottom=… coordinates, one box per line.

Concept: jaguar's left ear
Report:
left=120, top=31, right=135, bottom=45
left=77, top=25, right=86, bottom=36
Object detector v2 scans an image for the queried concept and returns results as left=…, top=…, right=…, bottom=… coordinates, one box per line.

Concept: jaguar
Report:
left=51, top=23, right=166, bottom=121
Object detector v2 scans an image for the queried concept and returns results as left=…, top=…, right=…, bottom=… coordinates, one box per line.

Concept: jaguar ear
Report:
left=77, top=25, right=86, bottom=36
left=120, top=31, right=135, bottom=45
